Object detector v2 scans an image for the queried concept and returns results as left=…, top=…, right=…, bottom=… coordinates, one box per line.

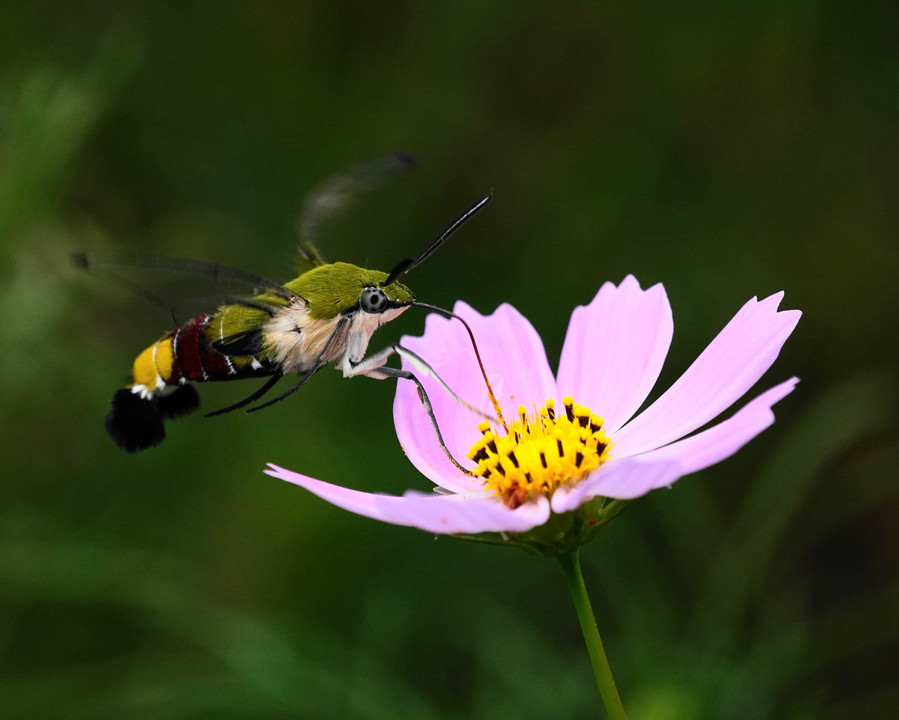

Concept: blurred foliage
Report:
left=1, top=2, right=897, bottom=718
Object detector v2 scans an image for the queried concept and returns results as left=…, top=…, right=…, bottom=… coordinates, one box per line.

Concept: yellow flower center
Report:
left=467, top=397, right=613, bottom=509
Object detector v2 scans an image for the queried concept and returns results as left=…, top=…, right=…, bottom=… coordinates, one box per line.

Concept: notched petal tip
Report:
left=264, top=462, right=289, bottom=479
left=634, top=376, right=801, bottom=476
left=558, top=272, right=674, bottom=435
left=611, top=288, right=802, bottom=457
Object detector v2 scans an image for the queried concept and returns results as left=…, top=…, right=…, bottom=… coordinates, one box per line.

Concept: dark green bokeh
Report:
left=1, top=3, right=896, bottom=718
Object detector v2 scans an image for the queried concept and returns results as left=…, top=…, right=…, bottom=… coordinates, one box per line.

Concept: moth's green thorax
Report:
left=286, top=262, right=415, bottom=319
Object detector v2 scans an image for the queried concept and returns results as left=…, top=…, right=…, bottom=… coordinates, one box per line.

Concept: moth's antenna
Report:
left=412, top=301, right=507, bottom=432
left=382, top=194, right=491, bottom=288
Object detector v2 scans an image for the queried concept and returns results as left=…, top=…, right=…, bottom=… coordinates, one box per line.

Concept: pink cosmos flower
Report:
left=266, top=276, right=800, bottom=544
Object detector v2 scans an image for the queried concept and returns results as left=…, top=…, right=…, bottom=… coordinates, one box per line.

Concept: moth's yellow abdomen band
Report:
left=132, top=344, right=158, bottom=387
left=132, top=338, right=176, bottom=390
left=154, top=338, right=175, bottom=383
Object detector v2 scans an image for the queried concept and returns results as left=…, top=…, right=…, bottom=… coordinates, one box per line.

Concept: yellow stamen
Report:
left=467, top=396, right=613, bottom=509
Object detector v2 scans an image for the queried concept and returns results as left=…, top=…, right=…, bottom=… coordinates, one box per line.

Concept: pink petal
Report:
left=611, top=293, right=801, bottom=457
left=635, top=377, right=798, bottom=473
left=265, top=464, right=551, bottom=534
left=394, top=301, right=557, bottom=491
left=557, top=275, right=673, bottom=435
left=550, top=457, right=684, bottom=511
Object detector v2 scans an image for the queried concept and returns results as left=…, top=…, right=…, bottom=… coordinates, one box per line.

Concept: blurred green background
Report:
left=1, top=2, right=896, bottom=718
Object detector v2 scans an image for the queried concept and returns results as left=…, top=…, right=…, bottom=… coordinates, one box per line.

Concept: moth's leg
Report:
left=205, top=372, right=283, bottom=417
left=246, top=315, right=351, bottom=414
left=347, top=344, right=494, bottom=422
left=393, top=345, right=496, bottom=423
left=341, top=342, right=397, bottom=377
left=244, top=366, right=321, bottom=413
left=369, top=363, right=475, bottom=477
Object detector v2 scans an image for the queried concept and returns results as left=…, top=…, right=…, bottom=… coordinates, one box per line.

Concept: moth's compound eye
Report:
left=360, top=287, right=389, bottom=313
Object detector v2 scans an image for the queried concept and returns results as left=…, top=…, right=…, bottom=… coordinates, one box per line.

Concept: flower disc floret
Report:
left=468, top=398, right=613, bottom=509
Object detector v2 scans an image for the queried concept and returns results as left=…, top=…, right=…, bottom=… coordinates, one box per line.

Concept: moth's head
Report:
left=290, top=263, right=414, bottom=319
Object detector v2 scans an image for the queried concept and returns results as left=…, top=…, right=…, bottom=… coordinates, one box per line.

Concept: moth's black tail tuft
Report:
left=105, top=386, right=202, bottom=452
left=156, top=385, right=200, bottom=420
left=106, top=389, right=166, bottom=452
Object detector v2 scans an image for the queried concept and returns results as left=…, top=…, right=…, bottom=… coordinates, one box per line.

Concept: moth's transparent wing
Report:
left=72, top=251, right=302, bottom=326
left=295, top=151, right=418, bottom=274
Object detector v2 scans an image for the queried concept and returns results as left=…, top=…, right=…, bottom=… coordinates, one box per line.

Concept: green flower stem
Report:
left=559, top=550, right=627, bottom=720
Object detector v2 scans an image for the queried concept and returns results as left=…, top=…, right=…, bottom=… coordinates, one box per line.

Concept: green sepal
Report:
left=450, top=497, right=630, bottom=557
